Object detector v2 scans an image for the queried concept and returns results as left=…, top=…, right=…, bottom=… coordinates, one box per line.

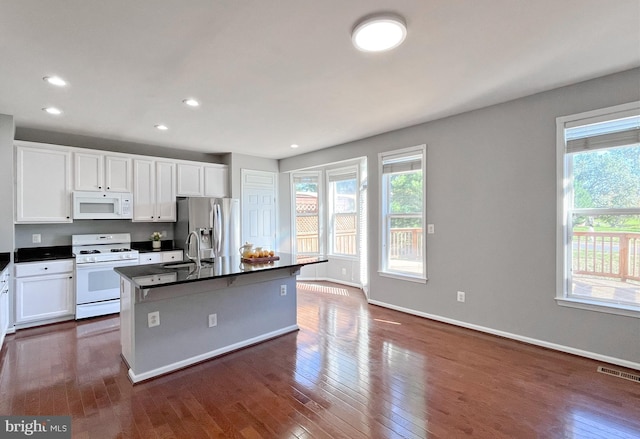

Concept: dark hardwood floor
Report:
left=0, top=281, right=638, bottom=438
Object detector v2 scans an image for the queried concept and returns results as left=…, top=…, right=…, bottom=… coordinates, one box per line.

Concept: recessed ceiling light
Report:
left=155, top=124, right=168, bottom=131
left=42, top=107, right=62, bottom=115
left=352, top=14, right=407, bottom=52
left=43, top=76, right=67, bottom=87
left=290, top=144, right=299, bottom=149
left=183, top=98, right=200, bottom=107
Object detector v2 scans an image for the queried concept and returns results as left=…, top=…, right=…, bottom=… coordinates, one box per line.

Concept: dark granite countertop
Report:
left=0, top=252, right=9, bottom=272
left=14, top=246, right=74, bottom=263
left=115, top=253, right=328, bottom=289
left=131, top=240, right=183, bottom=253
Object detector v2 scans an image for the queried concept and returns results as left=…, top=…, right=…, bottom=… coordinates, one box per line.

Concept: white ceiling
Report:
left=1, top=1, right=638, bottom=160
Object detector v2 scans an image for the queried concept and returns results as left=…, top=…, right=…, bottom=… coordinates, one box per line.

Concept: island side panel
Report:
left=131, top=274, right=297, bottom=380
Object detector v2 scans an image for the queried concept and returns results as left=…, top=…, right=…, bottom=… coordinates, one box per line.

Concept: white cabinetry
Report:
left=204, top=164, right=228, bottom=197
left=176, top=163, right=228, bottom=197
left=138, top=250, right=183, bottom=265
left=177, top=163, right=204, bottom=196
left=138, top=253, right=162, bottom=265
left=74, top=151, right=132, bottom=192
left=14, top=260, right=74, bottom=326
left=162, top=250, right=183, bottom=262
left=0, top=267, right=10, bottom=347
left=133, top=159, right=176, bottom=222
left=16, top=144, right=72, bottom=223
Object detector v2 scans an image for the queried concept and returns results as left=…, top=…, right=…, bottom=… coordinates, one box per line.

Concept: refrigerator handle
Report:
left=214, top=204, right=222, bottom=254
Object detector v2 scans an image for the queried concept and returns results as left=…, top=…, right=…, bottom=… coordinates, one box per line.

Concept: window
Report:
left=327, top=167, right=358, bottom=256
left=379, top=145, right=426, bottom=281
left=557, top=102, right=640, bottom=316
left=292, top=172, right=321, bottom=255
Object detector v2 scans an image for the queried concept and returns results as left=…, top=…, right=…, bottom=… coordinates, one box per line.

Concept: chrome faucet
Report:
left=185, top=230, right=201, bottom=267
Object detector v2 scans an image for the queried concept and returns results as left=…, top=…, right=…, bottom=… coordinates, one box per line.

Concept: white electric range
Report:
left=72, top=233, right=139, bottom=319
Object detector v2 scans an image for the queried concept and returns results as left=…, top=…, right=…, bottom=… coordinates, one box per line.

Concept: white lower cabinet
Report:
left=138, top=253, right=162, bottom=265
left=162, top=250, right=183, bottom=262
left=0, top=267, right=10, bottom=346
left=138, top=250, right=183, bottom=265
left=14, top=260, right=74, bottom=326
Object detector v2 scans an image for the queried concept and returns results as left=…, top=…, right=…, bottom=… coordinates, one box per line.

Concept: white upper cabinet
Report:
left=176, top=163, right=204, bottom=196
left=177, top=162, right=229, bottom=198
left=16, top=143, right=72, bottom=223
left=155, top=161, right=176, bottom=221
left=74, top=151, right=131, bottom=192
left=204, top=164, right=229, bottom=197
left=133, top=159, right=176, bottom=222
left=16, top=141, right=227, bottom=224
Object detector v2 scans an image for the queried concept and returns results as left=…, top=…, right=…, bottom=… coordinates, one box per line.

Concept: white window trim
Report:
left=326, top=165, right=359, bottom=258
left=556, top=101, right=640, bottom=318
left=378, top=144, right=427, bottom=282
left=290, top=171, right=322, bottom=256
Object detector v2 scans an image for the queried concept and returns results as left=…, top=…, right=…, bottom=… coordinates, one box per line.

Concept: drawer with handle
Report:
left=15, top=259, right=74, bottom=277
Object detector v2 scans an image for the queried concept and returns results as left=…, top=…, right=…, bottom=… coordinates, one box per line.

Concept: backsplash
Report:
left=15, top=220, right=174, bottom=248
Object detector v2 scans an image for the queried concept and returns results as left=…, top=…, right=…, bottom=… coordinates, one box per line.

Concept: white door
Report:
left=241, top=170, right=277, bottom=251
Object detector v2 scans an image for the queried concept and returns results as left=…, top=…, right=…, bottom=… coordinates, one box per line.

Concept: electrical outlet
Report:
left=148, top=311, right=160, bottom=327
left=32, top=234, right=41, bottom=244
left=280, top=285, right=287, bottom=296
left=161, top=230, right=167, bottom=237
left=208, top=313, right=217, bottom=327
left=341, top=267, right=347, bottom=275
left=457, top=291, right=466, bottom=303
left=427, top=224, right=435, bottom=234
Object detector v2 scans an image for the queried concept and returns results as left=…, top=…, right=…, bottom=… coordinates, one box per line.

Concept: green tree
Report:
left=389, top=171, right=423, bottom=228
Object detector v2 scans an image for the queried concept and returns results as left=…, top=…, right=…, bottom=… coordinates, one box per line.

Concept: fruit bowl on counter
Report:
left=239, top=243, right=279, bottom=263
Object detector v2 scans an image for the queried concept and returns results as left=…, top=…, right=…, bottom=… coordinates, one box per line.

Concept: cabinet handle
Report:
left=107, top=186, right=110, bottom=190
left=98, top=186, right=102, bottom=189
left=44, top=267, right=48, bottom=270
left=151, top=216, right=154, bottom=219
left=69, top=276, right=73, bottom=279
left=66, top=216, right=70, bottom=219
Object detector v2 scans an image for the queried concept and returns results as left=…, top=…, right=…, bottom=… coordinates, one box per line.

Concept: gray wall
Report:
left=15, top=221, right=174, bottom=248
left=0, top=114, right=15, bottom=254
left=279, top=68, right=640, bottom=366
left=226, top=153, right=279, bottom=199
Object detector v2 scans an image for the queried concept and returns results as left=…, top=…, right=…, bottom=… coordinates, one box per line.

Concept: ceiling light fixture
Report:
left=183, top=98, right=200, bottom=107
left=351, top=13, right=407, bottom=52
left=155, top=124, right=168, bottom=131
left=290, top=144, right=299, bottom=149
left=42, top=107, right=62, bottom=115
left=43, top=76, right=67, bottom=87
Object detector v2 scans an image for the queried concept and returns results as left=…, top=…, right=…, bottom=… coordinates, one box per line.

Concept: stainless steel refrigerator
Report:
left=175, top=197, right=241, bottom=260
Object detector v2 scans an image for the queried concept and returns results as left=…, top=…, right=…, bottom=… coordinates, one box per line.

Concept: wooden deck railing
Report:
left=572, top=231, right=640, bottom=282
left=296, top=227, right=424, bottom=259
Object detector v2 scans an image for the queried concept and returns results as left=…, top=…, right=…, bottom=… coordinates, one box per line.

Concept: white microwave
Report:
left=73, top=191, right=133, bottom=220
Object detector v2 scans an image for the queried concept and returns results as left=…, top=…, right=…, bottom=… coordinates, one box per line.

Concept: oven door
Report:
left=75, top=259, right=138, bottom=304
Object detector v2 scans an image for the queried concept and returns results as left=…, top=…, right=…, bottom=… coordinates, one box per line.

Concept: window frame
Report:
left=290, top=171, right=323, bottom=256
left=556, top=101, right=640, bottom=318
left=378, top=144, right=427, bottom=282
left=326, top=165, right=359, bottom=258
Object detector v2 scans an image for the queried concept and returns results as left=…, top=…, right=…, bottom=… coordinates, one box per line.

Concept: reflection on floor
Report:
left=0, top=281, right=637, bottom=438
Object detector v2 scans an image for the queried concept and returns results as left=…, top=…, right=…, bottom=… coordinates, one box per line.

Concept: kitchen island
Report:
left=115, top=253, right=327, bottom=383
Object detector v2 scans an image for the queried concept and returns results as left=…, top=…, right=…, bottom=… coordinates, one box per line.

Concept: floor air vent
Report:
left=597, top=366, right=640, bottom=383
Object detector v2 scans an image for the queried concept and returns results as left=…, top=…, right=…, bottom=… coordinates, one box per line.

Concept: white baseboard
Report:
left=368, top=299, right=640, bottom=372
left=297, top=276, right=363, bottom=289
left=128, top=324, right=299, bottom=383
